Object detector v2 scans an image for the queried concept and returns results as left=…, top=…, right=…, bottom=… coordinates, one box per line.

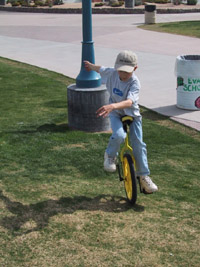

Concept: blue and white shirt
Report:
left=100, top=67, right=141, bottom=117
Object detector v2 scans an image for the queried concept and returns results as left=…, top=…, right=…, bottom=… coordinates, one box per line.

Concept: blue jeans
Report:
left=106, top=114, right=150, bottom=176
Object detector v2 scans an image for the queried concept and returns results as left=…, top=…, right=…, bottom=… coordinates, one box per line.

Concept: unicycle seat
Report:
left=121, top=116, right=134, bottom=132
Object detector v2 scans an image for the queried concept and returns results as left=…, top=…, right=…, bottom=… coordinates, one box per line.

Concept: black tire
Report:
left=123, top=153, right=137, bottom=204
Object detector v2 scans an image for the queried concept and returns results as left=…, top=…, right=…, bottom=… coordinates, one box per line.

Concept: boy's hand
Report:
left=96, top=104, right=114, bottom=118
left=84, top=61, right=93, bottom=71
left=84, top=61, right=101, bottom=73
left=96, top=100, right=133, bottom=118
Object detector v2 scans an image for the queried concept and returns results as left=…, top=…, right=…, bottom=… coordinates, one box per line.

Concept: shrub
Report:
left=155, top=0, right=168, bottom=3
left=34, top=0, right=46, bottom=6
left=111, top=1, right=124, bottom=7
left=144, top=0, right=168, bottom=3
left=9, top=0, right=20, bottom=6
left=33, top=0, right=63, bottom=6
left=53, top=0, right=63, bottom=5
left=94, top=2, right=105, bottom=7
left=173, top=0, right=181, bottom=5
left=45, top=0, right=53, bottom=7
left=187, top=0, right=197, bottom=4
left=20, top=0, right=30, bottom=6
left=135, top=0, right=142, bottom=5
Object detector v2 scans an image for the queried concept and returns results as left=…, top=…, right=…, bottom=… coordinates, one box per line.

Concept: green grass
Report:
left=139, top=21, right=200, bottom=38
left=0, top=57, right=200, bottom=266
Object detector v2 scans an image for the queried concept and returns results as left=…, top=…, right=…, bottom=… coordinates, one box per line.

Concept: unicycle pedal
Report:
left=137, top=176, right=153, bottom=194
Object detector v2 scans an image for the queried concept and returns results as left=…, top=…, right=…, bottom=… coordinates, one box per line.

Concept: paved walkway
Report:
left=0, top=10, right=200, bottom=130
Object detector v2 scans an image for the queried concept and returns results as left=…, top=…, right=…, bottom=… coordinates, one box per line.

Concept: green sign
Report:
left=178, top=77, right=200, bottom=92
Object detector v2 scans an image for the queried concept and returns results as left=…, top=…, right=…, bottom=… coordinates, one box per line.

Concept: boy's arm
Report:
left=96, top=99, right=133, bottom=118
left=84, top=61, right=101, bottom=73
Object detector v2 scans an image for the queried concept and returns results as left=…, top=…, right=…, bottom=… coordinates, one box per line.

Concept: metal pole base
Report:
left=67, top=84, right=111, bottom=132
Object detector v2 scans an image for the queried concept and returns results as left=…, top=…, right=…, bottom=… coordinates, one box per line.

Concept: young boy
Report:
left=84, top=50, right=158, bottom=193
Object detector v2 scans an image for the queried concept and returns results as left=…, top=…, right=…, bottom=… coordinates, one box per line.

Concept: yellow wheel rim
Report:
left=123, top=157, right=132, bottom=200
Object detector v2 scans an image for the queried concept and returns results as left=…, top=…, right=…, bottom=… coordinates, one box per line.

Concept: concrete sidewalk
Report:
left=0, top=11, right=200, bottom=130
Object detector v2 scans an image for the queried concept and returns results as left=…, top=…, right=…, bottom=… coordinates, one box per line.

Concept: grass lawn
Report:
left=139, top=21, right=200, bottom=38
left=0, top=57, right=200, bottom=266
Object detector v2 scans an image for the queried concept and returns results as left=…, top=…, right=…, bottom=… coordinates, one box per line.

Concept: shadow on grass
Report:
left=37, top=123, right=69, bottom=133
left=141, top=109, right=169, bottom=122
left=6, top=123, right=70, bottom=134
left=0, top=190, right=144, bottom=236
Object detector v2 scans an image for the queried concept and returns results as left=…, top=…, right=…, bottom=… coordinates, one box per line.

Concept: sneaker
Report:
left=140, top=176, right=158, bottom=193
left=104, top=152, right=116, bottom=173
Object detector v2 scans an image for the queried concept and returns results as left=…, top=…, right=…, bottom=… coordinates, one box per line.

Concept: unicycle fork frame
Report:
left=117, top=135, right=146, bottom=195
left=117, top=117, right=136, bottom=182
left=119, top=135, right=136, bottom=179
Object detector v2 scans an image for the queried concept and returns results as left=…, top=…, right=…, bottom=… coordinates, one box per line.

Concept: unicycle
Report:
left=116, top=116, right=138, bottom=205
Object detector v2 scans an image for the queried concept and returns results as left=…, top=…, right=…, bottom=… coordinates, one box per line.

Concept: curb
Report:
left=0, top=6, right=200, bottom=14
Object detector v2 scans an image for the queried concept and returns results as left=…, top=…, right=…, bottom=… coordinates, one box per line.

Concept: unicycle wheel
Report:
left=123, top=153, right=137, bottom=204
